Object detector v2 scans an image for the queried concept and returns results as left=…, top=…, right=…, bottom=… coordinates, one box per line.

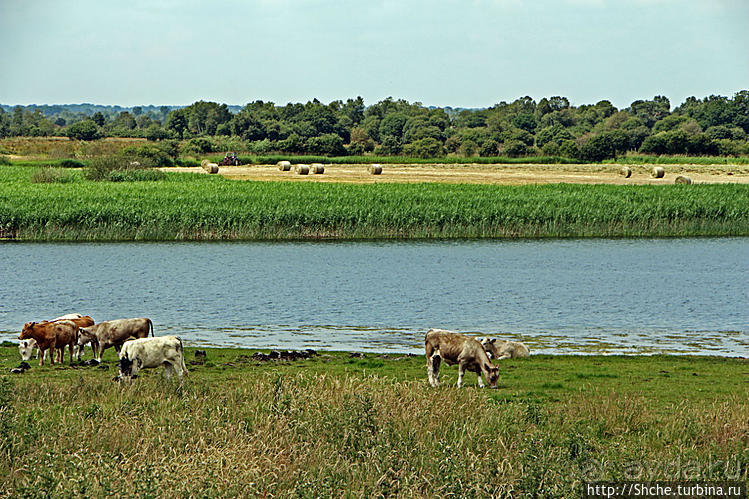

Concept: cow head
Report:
left=77, top=327, right=95, bottom=347
left=486, top=365, right=499, bottom=389
left=118, top=354, right=134, bottom=378
left=18, top=339, right=36, bottom=361
left=18, top=322, right=35, bottom=340
left=480, top=337, right=502, bottom=360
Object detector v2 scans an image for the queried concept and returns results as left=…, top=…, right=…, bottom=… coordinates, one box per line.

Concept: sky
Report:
left=1, top=0, right=748, bottom=110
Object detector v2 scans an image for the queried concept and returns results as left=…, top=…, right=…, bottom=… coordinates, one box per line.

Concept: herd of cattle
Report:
left=17, top=313, right=187, bottom=381
left=14, top=315, right=528, bottom=387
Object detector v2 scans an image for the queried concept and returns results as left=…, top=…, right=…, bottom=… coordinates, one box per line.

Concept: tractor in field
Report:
left=219, top=152, right=240, bottom=166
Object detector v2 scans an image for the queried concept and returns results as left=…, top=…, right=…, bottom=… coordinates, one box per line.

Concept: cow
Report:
left=18, top=338, right=38, bottom=362
left=78, top=318, right=153, bottom=362
left=18, top=320, right=78, bottom=366
left=18, top=313, right=88, bottom=362
left=424, top=328, right=499, bottom=388
left=479, top=337, right=530, bottom=360
left=53, top=316, right=94, bottom=360
left=117, top=336, right=188, bottom=382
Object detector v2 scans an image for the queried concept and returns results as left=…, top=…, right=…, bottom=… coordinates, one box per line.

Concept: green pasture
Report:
left=0, top=344, right=746, bottom=496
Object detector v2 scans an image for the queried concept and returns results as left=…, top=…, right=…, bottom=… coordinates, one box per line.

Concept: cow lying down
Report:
left=479, top=337, right=530, bottom=359
left=117, top=336, right=188, bottom=383
left=425, top=328, right=498, bottom=388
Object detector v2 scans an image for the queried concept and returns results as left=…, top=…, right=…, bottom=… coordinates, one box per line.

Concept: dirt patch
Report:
left=167, top=163, right=749, bottom=185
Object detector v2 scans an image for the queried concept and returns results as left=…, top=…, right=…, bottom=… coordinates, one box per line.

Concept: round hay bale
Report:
left=277, top=160, right=292, bottom=171
left=675, top=175, right=692, bottom=184
left=201, top=159, right=209, bottom=168
left=310, top=163, right=325, bottom=174
left=295, top=164, right=310, bottom=175
left=369, top=164, right=383, bottom=175
left=619, top=166, right=632, bottom=178
left=206, top=164, right=219, bottom=174
left=651, top=166, right=665, bottom=178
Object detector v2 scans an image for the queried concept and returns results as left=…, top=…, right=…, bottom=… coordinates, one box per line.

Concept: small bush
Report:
left=182, top=137, right=215, bottom=155
left=120, top=145, right=174, bottom=167
left=58, top=159, right=85, bottom=168
left=31, top=167, right=76, bottom=183
left=107, top=169, right=166, bottom=182
left=0, top=156, right=11, bottom=165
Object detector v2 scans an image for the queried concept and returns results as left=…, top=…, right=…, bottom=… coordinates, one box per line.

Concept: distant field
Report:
left=1, top=166, right=748, bottom=240
left=0, top=345, right=746, bottom=496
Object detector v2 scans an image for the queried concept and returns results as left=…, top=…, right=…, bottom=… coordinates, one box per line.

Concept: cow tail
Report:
left=147, top=318, right=154, bottom=337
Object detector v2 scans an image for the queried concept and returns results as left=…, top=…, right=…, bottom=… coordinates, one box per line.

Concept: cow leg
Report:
left=457, top=363, right=466, bottom=388
left=39, top=347, right=45, bottom=367
left=477, top=371, right=485, bottom=388
left=163, top=362, right=174, bottom=379
left=69, top=344, right=74, bottom=364
left=427, top=351, right=441, bottom=387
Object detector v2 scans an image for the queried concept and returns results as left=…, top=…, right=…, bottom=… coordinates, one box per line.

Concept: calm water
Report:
left=1, top=239, right=747, bottom=356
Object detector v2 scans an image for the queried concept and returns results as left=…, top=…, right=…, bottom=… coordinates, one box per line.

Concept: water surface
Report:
left=1, top=239, right=746, bottom=356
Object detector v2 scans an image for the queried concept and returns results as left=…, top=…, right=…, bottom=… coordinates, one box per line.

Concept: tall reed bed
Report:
left=1, top=167, right=748, bottom=240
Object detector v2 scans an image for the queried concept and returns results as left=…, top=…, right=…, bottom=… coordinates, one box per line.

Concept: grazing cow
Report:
left=78, top=318, right=153, bottom=362
left=118, top=336, right=188, bottom=382
left=18, top=320, right=78, bottom=366
left=479, top=337, right=530, bottom=360
left=18, top=338, right=38, bottom=362
left=425, top=328, right=499, bottom=388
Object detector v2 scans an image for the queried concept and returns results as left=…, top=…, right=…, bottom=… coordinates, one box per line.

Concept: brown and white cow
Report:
left=479, top=337, right=530, bottom=360
left=78, top=318, right=153, bottom=362
left=425, top=328, right=499, bottom=388
left=18, top=313, right=89, bottom=362
left=18, top=320, right=78, bottom=366
left=118, top=336, right=188, bottom=383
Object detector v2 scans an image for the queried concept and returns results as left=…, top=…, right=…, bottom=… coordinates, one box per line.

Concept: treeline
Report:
left=2, top=92, right=749, bottom=160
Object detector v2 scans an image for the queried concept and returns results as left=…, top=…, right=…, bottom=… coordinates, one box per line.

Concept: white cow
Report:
left=18, top=338, right=39, bottom=362
left=117, top=336, right=188, bottom=382
left=479, top=337, right=530, bottom=359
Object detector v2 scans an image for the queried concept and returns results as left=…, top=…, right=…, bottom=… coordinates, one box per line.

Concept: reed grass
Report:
left=0, top=347, right=746, bottom=497
left=1, top=166, right=748, bottom=240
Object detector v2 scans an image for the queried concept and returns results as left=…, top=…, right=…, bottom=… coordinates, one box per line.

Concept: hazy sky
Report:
left=1, top=0, right=747, bottom=109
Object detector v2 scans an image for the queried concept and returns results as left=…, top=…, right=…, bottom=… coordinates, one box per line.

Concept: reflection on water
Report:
left=1, top=239, right=747, bottom=356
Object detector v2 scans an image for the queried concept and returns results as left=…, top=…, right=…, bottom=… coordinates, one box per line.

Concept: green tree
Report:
left=165, top=109, right=188, bottom=139
left=66, top=119, right=102, bottom=141
left=402, top=137, right=444, bottom=158
left=306, top=133, right=346, bottom=156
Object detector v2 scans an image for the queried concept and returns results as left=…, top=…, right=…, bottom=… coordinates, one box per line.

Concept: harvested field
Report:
left=167, top=162, right=749, bottom=185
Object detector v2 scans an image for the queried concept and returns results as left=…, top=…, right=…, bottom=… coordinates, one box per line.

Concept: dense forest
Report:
left=2, top=92, right=748, bottom=160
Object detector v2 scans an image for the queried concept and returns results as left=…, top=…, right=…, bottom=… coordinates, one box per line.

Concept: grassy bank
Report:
left=0, top=344, right=746, bottom=496
left=2, top=166, right=748, bottom=240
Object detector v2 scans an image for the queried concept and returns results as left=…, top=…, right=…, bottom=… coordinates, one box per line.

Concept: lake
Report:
left=1, top=239, right=747, bottom=356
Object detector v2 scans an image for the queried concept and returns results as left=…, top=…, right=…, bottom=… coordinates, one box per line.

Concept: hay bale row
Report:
left=295, top=164, right=310, bottom=175
left=369, top=164, right=383, bottom=175
left=310, top=163, right=325, bottom=174
left=675, top=175, right=692, bottom=184
left=277, top=160, right=292, bottom=171
left=619, top=166, right=632, bottom=178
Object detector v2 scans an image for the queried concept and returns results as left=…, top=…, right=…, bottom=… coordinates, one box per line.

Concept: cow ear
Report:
left=490, top=338, right=496, bottom=344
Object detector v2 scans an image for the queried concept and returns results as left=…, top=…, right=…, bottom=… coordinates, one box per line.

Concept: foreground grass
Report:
left=0, top=345, right=746, bottom=497
left=2, top=166, right=749, bottom=240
